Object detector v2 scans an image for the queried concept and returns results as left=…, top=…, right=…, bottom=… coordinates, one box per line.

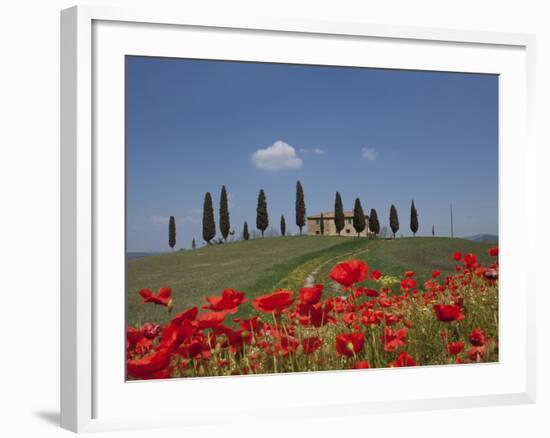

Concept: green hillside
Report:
left=127, top=236, right=495, bottom=325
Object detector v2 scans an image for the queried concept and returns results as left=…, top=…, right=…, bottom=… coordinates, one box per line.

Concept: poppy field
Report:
left=126, top=246, right=499, bottom=379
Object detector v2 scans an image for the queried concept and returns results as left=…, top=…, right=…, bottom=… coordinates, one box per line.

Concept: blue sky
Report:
left=126, top=56, right=498, bottom=252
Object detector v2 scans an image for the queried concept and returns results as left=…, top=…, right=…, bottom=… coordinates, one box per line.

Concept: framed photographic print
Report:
left=61, top=5, right=536, bottom=433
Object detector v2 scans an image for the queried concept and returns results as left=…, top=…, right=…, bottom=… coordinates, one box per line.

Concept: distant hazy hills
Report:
left=464, top=234, right=498, bottom=242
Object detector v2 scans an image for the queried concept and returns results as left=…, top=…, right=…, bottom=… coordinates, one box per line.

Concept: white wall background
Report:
left=0, top=0, right=547, bottom=436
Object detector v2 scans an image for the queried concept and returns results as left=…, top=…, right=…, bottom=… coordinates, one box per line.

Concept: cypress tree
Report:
left=353, top=198, right=366, bottom=237
left=295, top=181, right=306, bottom=235
left=219, top=185, right=230, bottom=241
left=168, top=216, right=176, bottom=249
left=432, top=224, right=435, bottom=237
left=256, top=189, right=269, bottom=237
left=202, top=192, right=216, bottom=244
left=369, top=208, right=380, bottom=238
left=410, top=200, right=419, bottom=237
left=191, top=238, right=196, bottom=249
left=389, top=204, right=399, bottom=239
left=334, top=192, right=345, bottom=235
left=243, top=221, right=250, bottom=241
left=320, top=213, right=325, bottom=236
left=280, top=215, right=286, bottom=237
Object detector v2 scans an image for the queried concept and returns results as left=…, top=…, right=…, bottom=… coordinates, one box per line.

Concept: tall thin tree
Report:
left=191, top=238, right=196, bottom=249
left=295, top=181, right=306, bottom=235
left=410, top=200, right=419, bottom=237
left=334, top=192, right=345, bottom=235
left=168, top=216, right=176, bottom=249
left=320, top=213, right=325, bottom=236
left=369, top=208, right=380, bottom=238
left=219, top=185, right=230, bottom=241
left=280, top=215, right=286, bottom=237
left=432, top=224, right=435, bottom=237
left=243, top=221, right=250, bottom=241
left=202, top=192, right=216, bottom=244
left=256, top=189, right=269, bottom=237
left=353, top=198, right=366, bottom=237
left=389, top=204, right=399, bottom=239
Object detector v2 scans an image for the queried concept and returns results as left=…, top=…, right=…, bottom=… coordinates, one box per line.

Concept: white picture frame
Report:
left=60, top=4, right=536, bottom=433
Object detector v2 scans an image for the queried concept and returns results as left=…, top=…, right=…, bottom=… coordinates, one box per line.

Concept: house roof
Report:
left=307, top=211, right=368, bottom=219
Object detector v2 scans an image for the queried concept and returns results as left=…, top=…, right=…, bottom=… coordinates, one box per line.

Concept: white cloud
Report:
left=300, top=147, right=325, bottom=155
left=151, top=215, right=170, bottom=225
left=251, top=140, right=302, bottom=171
left=362, top=147, right=378, bottom=161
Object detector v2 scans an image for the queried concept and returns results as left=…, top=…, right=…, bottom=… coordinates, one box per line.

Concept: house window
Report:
left=347, top=218, right=352, bottom=224
left=315, top=230, right=320, bottom=235
left=316, top=219, right=320, bottom=225
left=346, top=229, right=351, bottom=234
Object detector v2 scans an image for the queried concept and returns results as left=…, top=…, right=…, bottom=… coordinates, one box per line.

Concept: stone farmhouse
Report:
left=306, top=211, right=371, bottom=237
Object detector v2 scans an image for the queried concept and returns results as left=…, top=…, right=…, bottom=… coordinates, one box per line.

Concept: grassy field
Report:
left=127, top=236, right=495, bottom=326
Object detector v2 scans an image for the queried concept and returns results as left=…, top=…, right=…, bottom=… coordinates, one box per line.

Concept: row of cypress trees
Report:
left=330, top=192, right=418, bottom=239
left=198, top=181, right=306, bottom=245
left=168, top=182, right=420, bottom=248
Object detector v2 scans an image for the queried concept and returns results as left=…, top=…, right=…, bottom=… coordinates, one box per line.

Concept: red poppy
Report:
left=216, top=326, right=250, bottom=351
left=370, top=270, right=383, bottom=281
left=401, top=278, right=417, bottom=290
left=299, top=284, right=323, bottom=305
left=329, top=259, right=368, bottom=289
left=203, top=288, right=247, bottom=313
left=251, top=290, right=294, bottom=314
left=193, top=310, right=228, bottom=329
left=273, top=333, right=299, bottom=356
left=178, top=338, right=209, bottom=359
left=468, top=345, right=486, bottom=361
left=127, top=327, right=144, bottom=345
left=342, top=312, right=357, bottom=325
left=381, top=327, right=408, bottom=352
left=239, top=316, right=261, bottom=333
left=452, top=251, right=462, bottom=261
left=446, top=341, right=464, bottom=355
left=335, top=332, right=365, bottom=357
left=361, top=309, right=383, bottom=326
left=159, top=320, right=194, bottom=350
left=384, top=313, right=400, bottom=326
left=488, top=247, right=499, bottom=257
left=354, top=360, right=370, bottom=369
left=388, top=352, right=417, bottom=367
left=404, top=270, right=415, bottom=278
left=301, top=337, right=322, bottom=353
left=469, top=328, right=486, bottom=346
left=170, top=306, right=198, bottom=325
left=127, top=347, right=173, bottom=379
left=431, top=270, right=441, bottom=279
left=307, top=302, right=335, bottom=327
left=433, top=304, right=465, bottom=322
left=139, top=287, right=173, bottom=307
left=355, top=286, right=380, bottom=298
left=134, top=337, right=154, bottom=355
left=142, top=322, right=161, bottom=340
left=463, top=253, right=477, bottom=268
